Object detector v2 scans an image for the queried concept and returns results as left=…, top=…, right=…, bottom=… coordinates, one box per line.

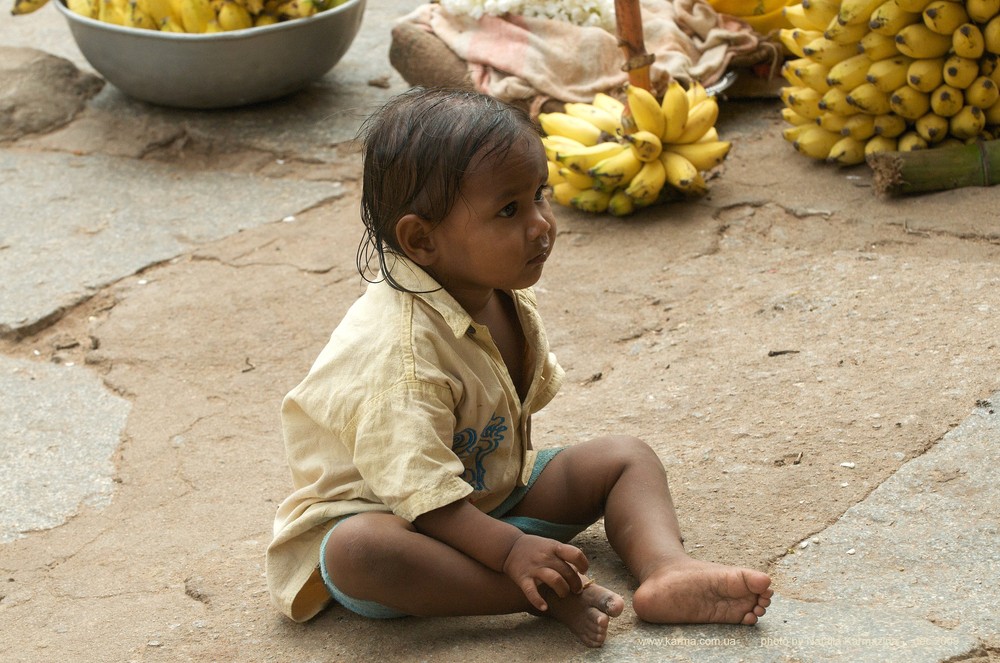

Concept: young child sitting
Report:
left=266, top=87, right=772, bottom=648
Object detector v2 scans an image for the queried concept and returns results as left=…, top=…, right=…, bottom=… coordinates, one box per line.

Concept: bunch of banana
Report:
left=12, top=0, right=346, bottom=31
left=540, top=83, right=732, bottom=216
left=778, top=0, right=1000, bottom=165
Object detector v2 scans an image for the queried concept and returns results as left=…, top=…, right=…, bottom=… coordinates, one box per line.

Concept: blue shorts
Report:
left=319, top=447, right=588, bottom=619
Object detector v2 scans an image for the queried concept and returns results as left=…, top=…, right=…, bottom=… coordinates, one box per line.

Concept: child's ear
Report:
left=395, top=213, right=437, bottom=266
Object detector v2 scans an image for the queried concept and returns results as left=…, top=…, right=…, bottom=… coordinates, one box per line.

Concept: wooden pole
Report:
left=867, top=139, right=1000, bottom=196
left=615, top=0, right=654, bottom=92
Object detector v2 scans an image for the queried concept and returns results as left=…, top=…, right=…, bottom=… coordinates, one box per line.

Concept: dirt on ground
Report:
left=3, top=95, right=1000, bottom=662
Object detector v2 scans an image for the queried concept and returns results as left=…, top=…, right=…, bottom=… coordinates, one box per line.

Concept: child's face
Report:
left=428, top=134, right=557, bottom=301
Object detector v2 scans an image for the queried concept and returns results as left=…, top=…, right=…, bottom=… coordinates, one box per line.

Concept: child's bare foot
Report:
left=537, top=580, right=625, bottom=648
left=632, top=557, right=773, bottom=625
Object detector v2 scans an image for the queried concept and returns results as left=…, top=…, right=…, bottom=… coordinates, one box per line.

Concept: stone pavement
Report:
left=2, top=2, right=999, bottom=661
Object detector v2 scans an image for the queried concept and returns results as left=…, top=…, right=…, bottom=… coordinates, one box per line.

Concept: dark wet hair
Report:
left=355, top=86, right=541, bottom=291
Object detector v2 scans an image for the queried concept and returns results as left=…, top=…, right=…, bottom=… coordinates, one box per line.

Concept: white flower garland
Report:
left=438, top=0, right=616, bottom=31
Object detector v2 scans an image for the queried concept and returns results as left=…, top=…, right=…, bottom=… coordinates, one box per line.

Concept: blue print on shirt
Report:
left=452, top=414, right=507, bottom=491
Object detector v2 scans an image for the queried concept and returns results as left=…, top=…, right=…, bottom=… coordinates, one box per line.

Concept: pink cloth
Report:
left=398, top=0, right=760, bottom=110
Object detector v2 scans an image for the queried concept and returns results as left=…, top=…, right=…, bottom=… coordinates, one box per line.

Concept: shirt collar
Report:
left=381, top=254, right=476, bottom=339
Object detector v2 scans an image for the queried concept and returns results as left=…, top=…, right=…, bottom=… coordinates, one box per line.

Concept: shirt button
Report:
left=466, top=326, right=475, bottom=335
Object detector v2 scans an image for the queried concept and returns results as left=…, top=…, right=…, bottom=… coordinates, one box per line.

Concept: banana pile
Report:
left=11, top=0, right=348, bottom=32
left=540, top=83, right=732, bottom=216
left=779, top=0, right=1000, bottom=164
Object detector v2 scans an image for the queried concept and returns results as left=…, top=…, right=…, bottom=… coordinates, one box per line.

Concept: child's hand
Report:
left=501, top=534, right=590, bottom=612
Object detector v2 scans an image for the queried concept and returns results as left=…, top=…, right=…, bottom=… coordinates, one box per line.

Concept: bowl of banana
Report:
left=49, top=0, right=365, bottom=109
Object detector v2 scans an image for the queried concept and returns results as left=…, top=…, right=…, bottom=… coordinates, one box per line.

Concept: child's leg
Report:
left=323, top=512, right=624, bottom=648
left=506, top=437, right=773, bottom=625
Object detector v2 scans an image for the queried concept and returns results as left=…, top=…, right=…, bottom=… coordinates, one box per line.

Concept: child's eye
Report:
left=535, top=185, right=550, bottom=201
left=499, top=202, right=518, bottom=218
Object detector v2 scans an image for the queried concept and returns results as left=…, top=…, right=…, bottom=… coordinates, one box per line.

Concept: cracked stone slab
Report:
left=0, top=150, right=343, bottom=335
left=587, top=594, right=976, bottom=662
left=0, top=355, right=130, bottom=543
left=775, top=392, right=1000, bottom=650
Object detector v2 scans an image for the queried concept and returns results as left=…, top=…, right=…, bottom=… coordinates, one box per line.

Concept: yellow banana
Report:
left=541, top=136, right=585, bottom=161
left=218, top=0, right=253, bottom=29
left=949, top=104, right=986, bottom=139
left=837, top=0, right=884, bottom=26
left=819, top=86, right=858, bottom=114
left=895, top=0, right=932, bottom=11
left=784, top=2, right=827, bottom=31
left=779, top=28, right=823, bottom=57
left=783, top=123, right=817, bottom=142
left=276, top=0, right=316, bottom=18
left=546, top=161, right=566, bottom=186
left=538, top=113, right=603, bottom=146
left=782, top=59, right=808, bottom=87
left=986, top=16, right=1000, bottom=55
left=781, top=107, right=814, bottom=126
left=897, top=130, right=928, bottom=150
left=868, top=0, right=919, bottom=35
left=943, top=56, right=980, bottom=90
left=686, top=81, right=709, bottom=107
left=894, top=23, right=952, bottom=58
left=556, top=141, right=629, bottom=173
left=697, top=126, right=720, bottom=143
left=563, top=103, right=622, bottom=136
left=661, top=80, right=690, bottom=143
left=663, top=140, right=732, bottom=171
left=551, top=182, right=582, bottom=207
left=660, top=152, right=707, bottom=196
left=859, top=30, right=900, bottom=61
left=253, top=11, right=278, bottom=25
left=984, top=96, right=1000, bottom=124
left=825, top=15, right=869, bottom=44
left=125, top=0, right=157, bottom=28
left=66, top=0, right=97, bottom=17
left=827, top=53, right=873, bottom=91
left=607, top=189, right=636, bottom=217
left=889, top=85, right=931, bottom=118
left=161, top=15, right=186, bottom=29
left=98, top=0, right=128, bottom=24
left=802, top=0, right=840, bottom=27
left=558, top=167, right=597, bottom=190
left=866, top=55, right=912, bottom=92
left=840, top=113, right=877, bottom=140
left=965, top=76, right=1000, bottom=108
left=624, top=84, right=666, bottom=137
left=847, top=82, right=893, bottom=114
left=817, top=111, right=851, bottom=132
left=953, top=23, right=985, bottom=60
left=864, top=134, right=899, bottom=155
left=794, top=60, right=833, bottom=92
left=623, top=130, right=663, bottom=162
left=930, top=84, right=965, bottom=117
left=907, top=58, right=945, bottom=92
left=673, top=97, right=720, bottom=143
left=792, top=126, right=842, bottom=160
left=570, top=189, right=612, bottom=214
left=873, top=112, right=908, bottom=137
left=827, top=135, right=867, bottom=165
left=592, top=92, right=626, bottom=118
left=589, top=148, right=643, bottom=189
left=624, top=159, right=667, bottom=205
left=136, top=0, right=178, bottom=23
left=914, top=111, right=949, bottom=142
left=803, top=36, right=859, bottom=66
left=967, top=0, right=1000, bottom=24
left=11, top=0, right=50, bottom=14
left=180, top=0, right=215, bottom=31
left=781, top=86, right=823, bottom=120
left=921, top=0, right=968, bottom=35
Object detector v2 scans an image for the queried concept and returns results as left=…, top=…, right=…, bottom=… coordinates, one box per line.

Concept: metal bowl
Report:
left=53, top=0, right=366, bottom=109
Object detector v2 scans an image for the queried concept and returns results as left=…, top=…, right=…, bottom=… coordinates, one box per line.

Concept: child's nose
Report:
left=527, top=208, right=552, bottom=241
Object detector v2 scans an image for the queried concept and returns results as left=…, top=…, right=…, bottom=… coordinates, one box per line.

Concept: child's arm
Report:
left=414, top=499, right=589, bottom=612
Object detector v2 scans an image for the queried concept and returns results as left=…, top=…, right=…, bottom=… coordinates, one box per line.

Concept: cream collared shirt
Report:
left=265, top=258, right=564, bottom=621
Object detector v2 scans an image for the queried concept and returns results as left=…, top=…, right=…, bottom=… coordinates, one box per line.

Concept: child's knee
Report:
left=604, top=435, right=659, bottom=465
left=324, top=514, right=406, bottom=588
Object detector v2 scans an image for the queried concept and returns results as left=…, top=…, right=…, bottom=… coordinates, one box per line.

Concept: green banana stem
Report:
left=867, top=139, right=1000, bottom=196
